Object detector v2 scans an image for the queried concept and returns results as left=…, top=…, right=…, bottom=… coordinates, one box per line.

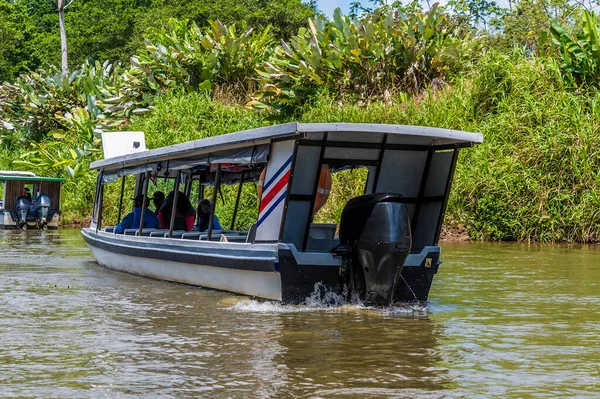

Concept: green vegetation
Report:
left=2, top=1, right=600, bottom=241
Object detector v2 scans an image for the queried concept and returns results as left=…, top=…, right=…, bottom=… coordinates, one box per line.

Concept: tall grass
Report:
left=4, top=50, right=600, bottom=242
left=303, top=51, right=600, bottom=242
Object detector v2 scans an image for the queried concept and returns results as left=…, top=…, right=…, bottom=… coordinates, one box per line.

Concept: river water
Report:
left=0, top=229, right=598, bottom=398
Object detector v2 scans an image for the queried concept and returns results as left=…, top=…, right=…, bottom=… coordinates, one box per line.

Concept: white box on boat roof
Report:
left=101, top=131, right=147, bottom=159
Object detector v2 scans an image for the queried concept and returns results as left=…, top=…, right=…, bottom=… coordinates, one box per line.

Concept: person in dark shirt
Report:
left=158, top=191, right=195, bottom=231
left=152, top=191, right=165, bottom=215
left=114, top=194, right=160, bottom=234
left=196, top=199, right=222, bottom=231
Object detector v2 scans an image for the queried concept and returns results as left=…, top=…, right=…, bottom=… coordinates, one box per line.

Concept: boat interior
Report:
left=99, top=160, right=343, bottom=248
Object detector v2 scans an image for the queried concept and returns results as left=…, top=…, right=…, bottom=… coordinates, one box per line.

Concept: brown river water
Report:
left=0, top=229, right=599, bottom=398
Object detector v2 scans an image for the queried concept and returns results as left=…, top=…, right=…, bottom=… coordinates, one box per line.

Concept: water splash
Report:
left=229, top=299, right=316, bottom=313
left=228, top=283, right=427, bottom=317
left=303, top=283, right=346, bottom=307
left=381, top=301, right=429, bottom=317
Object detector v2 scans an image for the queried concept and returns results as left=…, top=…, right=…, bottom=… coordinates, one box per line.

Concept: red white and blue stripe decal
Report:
left=257, top=155, right=292, bottom=227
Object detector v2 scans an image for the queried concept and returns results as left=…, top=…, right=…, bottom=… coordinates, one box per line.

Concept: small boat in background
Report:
left=83, top=123, right=482, bottom=305
left=0, top=171, right=64, bottom=229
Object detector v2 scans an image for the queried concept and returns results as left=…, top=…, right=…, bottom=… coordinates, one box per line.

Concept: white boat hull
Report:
left=83, top=229, right=283, bottom=300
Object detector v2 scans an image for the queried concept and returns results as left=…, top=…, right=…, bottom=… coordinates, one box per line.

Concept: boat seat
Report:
left=181, top=231, right=201, bottom=240
left=148, top=229, right=186, bottom=238
left=135, top=228, right=159, bottom=236
left=123, top=229, right=138, bottom=236
left=170, top=230, right=187, bottom=238
left=181, top=230, right=223, bottom=240
left=223, top=235, right=247, bottom=243
left=104, top=226, right=115, bottom=233
left=200, top=232, right=223, bottom=242
left=149, top=229, right=170, bottom=237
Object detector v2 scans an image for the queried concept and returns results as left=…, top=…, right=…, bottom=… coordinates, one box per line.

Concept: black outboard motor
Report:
left=35, top=194, right=51, bottom=229
left=15, top=196, right=30, bottom=229
left=339, top=193, right=412, bottom=305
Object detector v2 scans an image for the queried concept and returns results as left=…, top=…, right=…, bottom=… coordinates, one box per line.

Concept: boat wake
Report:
left=227, top=283, right=429, bottom=317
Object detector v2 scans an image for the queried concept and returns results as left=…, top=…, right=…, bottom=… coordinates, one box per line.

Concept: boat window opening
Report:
left=230, top=171, right=245, bottom=231
left=190, top=178, right=204, bottom=230
left=298, top=166, right=370, bottom=251
left=205, top=165, right=220, bottom=240
left=92, top=173, right=102, bottom=227
left=184, top=172, right=192, bottom=197
left=137, top=172, right=150, bottom=236
left=96, top=174, right=105, bottom=231
left=313, top=167, right=369, bottom=226
left=116, top=176, right=126, bottom=224
left=101, top=174, right=135, bottom=228
left=223, top=174, right=259, bottom=233
left=168, top=170, right=183, bottom=238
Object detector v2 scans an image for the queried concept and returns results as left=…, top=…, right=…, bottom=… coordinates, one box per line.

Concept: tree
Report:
left=57, top=0, right=73, bottom=75
left=447, top=0, right=506, bottom=30
left=0, top=1, right=35, bottom=82
left=497, top=0, right=577, bottom=51
left=0, top=0, right=319, bottom=78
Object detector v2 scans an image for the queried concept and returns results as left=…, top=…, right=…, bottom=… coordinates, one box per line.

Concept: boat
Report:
left=82, top=123, right=483, bottom=305
left=0, top=171, right=65, bottom=229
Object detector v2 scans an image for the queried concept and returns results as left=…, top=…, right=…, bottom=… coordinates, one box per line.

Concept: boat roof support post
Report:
left=207, top=164, right=221, bottom=241
left=96, top=172, right=104, bottom=233
left=195, top=177, right=203, bottom=230
left=168, top=170, right=182, bottom=238
left=184, top=173, right=192, bottom=197
left=230, top=171, right=244, bottom=231
left=116, top=175, right=126, bottom=225
left=137, top=172, right=149, bottom=236
left=92, top=172, right=102, bottom=227
left=302, top=132, right=328, bottom=251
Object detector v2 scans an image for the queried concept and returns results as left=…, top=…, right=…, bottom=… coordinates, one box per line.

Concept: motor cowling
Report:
left=15, top=196, right=30, bottom=228
left=339, top=193, right=412, bottom=305
left=35, top=194, right=51, bottom=227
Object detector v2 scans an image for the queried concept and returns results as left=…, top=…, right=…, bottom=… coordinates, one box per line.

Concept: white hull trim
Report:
left=87, top=244, right=283, bottom=300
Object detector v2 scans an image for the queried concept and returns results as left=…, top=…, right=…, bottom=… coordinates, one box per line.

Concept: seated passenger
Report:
left=152, top=191, right=165, bottom=215
left=114, top=194, right=160, bottom=234
left=158, top=191, right=195, bottom=231
left=196, top=199, right=222, bottom=231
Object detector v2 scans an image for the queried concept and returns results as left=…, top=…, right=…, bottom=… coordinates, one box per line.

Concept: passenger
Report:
left=152, top=191, right=165, bottom=215
left=24, top=188, right=32, bottom=202
left=114, top=194, right=160, bottom=234
left=196, top=199, right=222, bottom=231
left=158, top=191, right=195, bottom=231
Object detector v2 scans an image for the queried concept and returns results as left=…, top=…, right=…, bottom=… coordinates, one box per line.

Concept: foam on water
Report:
left=228, top=283, right=429, bottom=317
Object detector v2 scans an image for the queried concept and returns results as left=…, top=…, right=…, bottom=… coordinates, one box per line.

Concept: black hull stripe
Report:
left=83, top=232, right=277, bottom=272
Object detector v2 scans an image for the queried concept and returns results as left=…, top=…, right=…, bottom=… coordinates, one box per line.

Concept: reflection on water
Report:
left=0, top=230, right=599, bottom=398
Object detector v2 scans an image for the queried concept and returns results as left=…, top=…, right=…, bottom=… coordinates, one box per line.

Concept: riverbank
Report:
left=5, top=54, right=600, bottom=243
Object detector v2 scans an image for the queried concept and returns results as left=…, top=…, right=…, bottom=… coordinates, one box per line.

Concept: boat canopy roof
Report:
left=91, top=123, right=483, bottom=174
left=0, top=173, right=65, bottom=183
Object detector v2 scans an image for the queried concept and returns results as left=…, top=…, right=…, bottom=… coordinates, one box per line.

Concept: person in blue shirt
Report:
left=196, top=199, right=222, bottom=231
left=114, top=194, right=160, bottom=234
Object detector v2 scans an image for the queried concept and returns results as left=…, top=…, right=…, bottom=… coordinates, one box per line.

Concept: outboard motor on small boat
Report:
left=35, top=194, right=51, bottom=229
left=15, top=196, right=30, bottom=229
left=339, top=193, right=412, bottom=305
